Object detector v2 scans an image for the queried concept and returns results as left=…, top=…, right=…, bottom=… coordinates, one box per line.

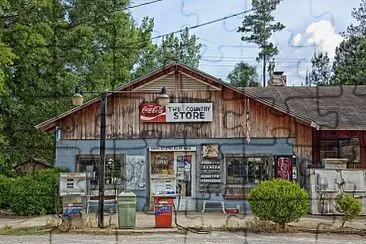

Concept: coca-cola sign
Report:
left=140, top=103, right=213, bottom=123
left=139, top=103, right=166, bottom=122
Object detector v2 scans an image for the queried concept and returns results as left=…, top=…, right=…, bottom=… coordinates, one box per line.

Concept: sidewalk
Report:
left=1, top=211, right=366, bottom=233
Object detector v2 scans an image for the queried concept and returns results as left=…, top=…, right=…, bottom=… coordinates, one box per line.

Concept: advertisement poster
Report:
left=277, top=157, right=292, bottom=180
left=125, top=156, right=146, bottom=190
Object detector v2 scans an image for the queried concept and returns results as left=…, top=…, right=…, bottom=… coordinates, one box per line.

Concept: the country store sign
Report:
left=139, top=103, right=213, bottom=122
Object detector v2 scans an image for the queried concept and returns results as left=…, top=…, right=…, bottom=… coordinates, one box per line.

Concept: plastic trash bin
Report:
left=117, top=191, right=136, bottom=228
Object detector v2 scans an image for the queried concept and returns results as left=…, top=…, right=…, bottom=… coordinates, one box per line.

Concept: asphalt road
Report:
left=0, top=232, right=365, bottom=244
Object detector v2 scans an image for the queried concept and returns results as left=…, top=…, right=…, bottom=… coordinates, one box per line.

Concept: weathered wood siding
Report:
left=58, top=89, right=301, bottom=139
left=56, top=71, right=313, bottom=163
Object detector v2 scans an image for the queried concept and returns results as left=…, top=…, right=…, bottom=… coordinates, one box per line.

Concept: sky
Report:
left=129, top=0, right=361, bottom=86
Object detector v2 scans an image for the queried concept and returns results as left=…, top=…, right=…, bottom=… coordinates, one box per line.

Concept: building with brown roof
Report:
left=35, top=63, right=366, bottom=212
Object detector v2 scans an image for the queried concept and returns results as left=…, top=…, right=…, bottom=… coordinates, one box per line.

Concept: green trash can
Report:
left=117, top=190, right=136, bottom=228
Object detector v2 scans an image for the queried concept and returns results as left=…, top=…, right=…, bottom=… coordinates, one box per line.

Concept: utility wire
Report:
left=124, top=0, right=163, bottom=10
left=151, top=0, right=284, bottom=40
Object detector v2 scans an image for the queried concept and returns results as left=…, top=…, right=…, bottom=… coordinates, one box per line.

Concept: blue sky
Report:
left=130, top=0, right=361, bottom=86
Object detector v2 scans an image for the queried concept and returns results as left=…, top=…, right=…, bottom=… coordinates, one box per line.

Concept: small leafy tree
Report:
left=248, top=179, right=309, bottom=229
left=335, top=194, right=362, bottom=228
left=227, top=62, right=260, bottom=87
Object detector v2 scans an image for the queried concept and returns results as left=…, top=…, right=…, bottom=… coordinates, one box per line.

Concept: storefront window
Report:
left=320, top=138, right=360, bottom=165
left=150, top=152, right=175, bottom=176
left=225, top=156, right=270, bottom=199
left=226, top=156, right=269, bottom=185
left=76, top=154, right=123, bottom=188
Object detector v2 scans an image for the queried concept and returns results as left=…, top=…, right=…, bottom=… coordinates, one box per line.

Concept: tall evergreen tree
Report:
left=333, top=36, right=366, bottom=85
left=332, top=0, right=366, bottom=85
left=238, top=0, right=285, bottom=87
left=345, top=0, right=366, bottom=36
left=306, top=51, right=332, bottom=86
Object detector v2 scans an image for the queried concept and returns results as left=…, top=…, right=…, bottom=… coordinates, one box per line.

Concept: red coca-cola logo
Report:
left=140, top=103, right=166, bottom=122
left=141, top=104, right=165, bottom=115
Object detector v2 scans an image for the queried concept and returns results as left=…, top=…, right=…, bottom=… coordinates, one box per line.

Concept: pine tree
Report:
left=238, top=0, right=285, bottom=87
left=306, top=51, right=332, bottom=86
left=332, top=0, right=366, bottom=85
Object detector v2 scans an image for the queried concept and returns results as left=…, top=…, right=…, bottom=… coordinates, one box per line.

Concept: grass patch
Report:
left=0, top=225, right=54, bottom=235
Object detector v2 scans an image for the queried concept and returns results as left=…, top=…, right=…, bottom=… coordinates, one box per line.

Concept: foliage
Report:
left=227, top=62, right=259, bottom=87
left=9, top=168, right=60, bottom=216
left=0, top=174, right=12, bottom=208
left=305, top=51, right=333, bottom=86
left=238, top=0, right=285, bottom=86
left=345, top=0, right=366, bottom=36
left=0, top=0, right=156, bottom=168
left=332, top=1, right=366, bottom=85
left=248, top=179, right=309, bottom=228
left=332, top=36, right=366, bottom=85
left=133, top=27, right=201, bottom=78
left=335, top=194, right=362, bottom=228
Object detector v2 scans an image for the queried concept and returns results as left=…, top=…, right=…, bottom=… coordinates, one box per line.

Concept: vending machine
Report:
left=59, top=172, right=91, bottom=217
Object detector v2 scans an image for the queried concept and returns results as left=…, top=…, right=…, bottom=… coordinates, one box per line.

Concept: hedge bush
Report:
left=0, top=174, right=12, bottom=209
left=248, top=178, right=309, bottom=228
left=9, top=168, right=61, bottom=216
left=335, top=194, right=362, bottom=228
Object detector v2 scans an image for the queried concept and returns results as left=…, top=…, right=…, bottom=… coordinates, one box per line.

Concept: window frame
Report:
left=319, top=138, right=360, bottom=166
left=224, top=154, right=272, bottom=199
left=75, top=154, right=124, bottom=190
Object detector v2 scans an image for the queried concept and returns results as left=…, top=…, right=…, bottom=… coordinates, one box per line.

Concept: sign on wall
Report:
left=125, top=156, right=147, bottom=190
left=140, top=103, right=213, bottom=122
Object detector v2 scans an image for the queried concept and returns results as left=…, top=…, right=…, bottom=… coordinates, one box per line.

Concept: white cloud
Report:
left=305, top=20, right=343, bottom=58
left=292, top=33, right=302, bottom=45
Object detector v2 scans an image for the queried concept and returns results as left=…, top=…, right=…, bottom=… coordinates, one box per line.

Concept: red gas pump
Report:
left=153, top=195, right=175, bottom=228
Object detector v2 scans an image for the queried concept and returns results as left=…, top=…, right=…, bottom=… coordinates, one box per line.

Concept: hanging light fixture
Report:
left=157, top=87, right=169, bottom=106
left=71, top=86, right=84, bottom=106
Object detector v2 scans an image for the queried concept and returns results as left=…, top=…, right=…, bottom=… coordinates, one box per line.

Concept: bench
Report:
left=201, top=200, right=226, bottom=213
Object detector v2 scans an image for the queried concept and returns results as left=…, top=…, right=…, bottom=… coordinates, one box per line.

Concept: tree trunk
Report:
left=262, top=55, right=266, bottom=87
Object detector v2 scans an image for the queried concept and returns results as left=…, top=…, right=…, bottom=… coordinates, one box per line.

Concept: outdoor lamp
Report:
left=71, top=86, right=84, bottom=106
left=157, top=87, right=169, bottom=106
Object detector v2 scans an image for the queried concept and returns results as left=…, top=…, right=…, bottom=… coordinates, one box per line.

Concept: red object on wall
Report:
left=139, top=103, right=166, bottom=122
left=277, top=157, right=292, bottom=180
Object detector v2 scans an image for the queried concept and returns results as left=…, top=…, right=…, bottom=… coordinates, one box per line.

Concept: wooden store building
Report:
left=36, top=63, right=366, bottom=212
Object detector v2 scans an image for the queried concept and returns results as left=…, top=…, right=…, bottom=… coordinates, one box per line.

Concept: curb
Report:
left=183, top=226, right=366, bottom=236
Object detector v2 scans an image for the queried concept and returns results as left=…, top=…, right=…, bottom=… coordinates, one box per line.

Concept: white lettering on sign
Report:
left=141, top=105, right=165, bottom=114
left=166, top=103, right=212, bottom=122
left=149, top=146, right=197, bottom=152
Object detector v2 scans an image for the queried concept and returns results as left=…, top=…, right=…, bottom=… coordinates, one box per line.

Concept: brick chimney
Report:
left=267, top=71, right=287, bottom=87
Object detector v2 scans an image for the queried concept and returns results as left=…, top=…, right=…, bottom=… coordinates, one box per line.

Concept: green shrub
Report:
left=0, top=174, right=12, bottom=209
left=248, top=178, right=309, bottom=228
left=10, top=168, right=60, bottom=216
left=335, top=194, right=362, bottom=228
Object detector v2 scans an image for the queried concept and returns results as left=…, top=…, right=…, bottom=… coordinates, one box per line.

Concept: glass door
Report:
left=174, top=151, right=196, bottom=211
